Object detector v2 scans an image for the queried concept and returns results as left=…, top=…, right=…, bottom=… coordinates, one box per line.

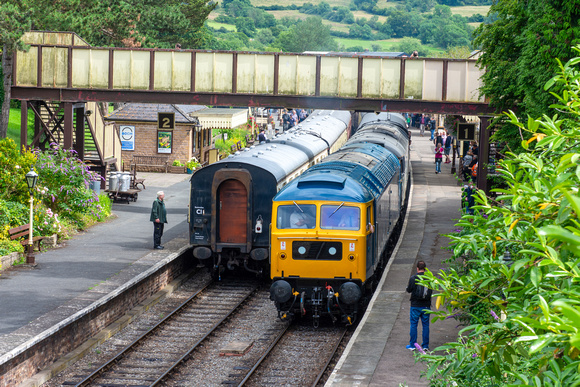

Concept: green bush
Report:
left=35, top=145, right=102, bottom=223
left=0, top=139, right=37, bottom=203
left=0, top=200, right=29, bottom=238
left=0, top=240, right=24, bottom=257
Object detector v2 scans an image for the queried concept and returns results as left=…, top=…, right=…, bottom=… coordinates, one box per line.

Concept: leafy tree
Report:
left=418, top=48, right=580, bottom=386
left=473, top=0, right=580, bottom=151
left=349, top=24, right=373, bottom=40
left=235, top=17, right=256, bottom=37
left=274, top=16, right=338, bottom=53
left=397, top=37, right=422, bottom=55
left=256, top=29, right=274, bottom=46
left=0, top=0, right=31, bottom=139
left=388, top=10, right=420, bottom=38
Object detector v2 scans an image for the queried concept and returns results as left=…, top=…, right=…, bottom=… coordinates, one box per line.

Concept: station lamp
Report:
left=25, top=168, right=38, bottom=266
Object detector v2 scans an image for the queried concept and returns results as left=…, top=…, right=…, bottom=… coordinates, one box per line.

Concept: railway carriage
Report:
left=189, top=110, right=352, bottom=278
left=269, top=112, right=410, bottom=326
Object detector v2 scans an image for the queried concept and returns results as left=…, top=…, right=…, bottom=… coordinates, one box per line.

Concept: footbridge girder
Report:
left=11, top=32, right=494, bottom=115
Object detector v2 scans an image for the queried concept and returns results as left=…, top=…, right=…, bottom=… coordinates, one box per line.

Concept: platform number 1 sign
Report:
left=158, top=112, right=175, bottom=130
left=457, top=123, right=476, bottom=141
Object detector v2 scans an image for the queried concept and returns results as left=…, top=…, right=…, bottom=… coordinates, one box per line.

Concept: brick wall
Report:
left=120, top=122, right=193, bottom=171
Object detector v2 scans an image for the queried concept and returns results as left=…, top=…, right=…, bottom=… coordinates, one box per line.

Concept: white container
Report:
left=109, top=172, right=119, bottom=191
left=119, top=173, right=131, bottom=192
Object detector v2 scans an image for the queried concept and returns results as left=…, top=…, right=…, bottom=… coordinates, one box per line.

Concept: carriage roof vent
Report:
left=258, top=151, right=264, bottom=155
left=250, top=145, right=255, bottom=149
left=271, top=145, right=277, bottom=148
left=235, top=151, right=240, bottom=155
left=228, top=154, right=235, bottom=158
left=244, top=148, right=250, bottom=152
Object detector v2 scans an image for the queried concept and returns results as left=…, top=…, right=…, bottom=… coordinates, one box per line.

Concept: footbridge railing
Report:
left=12, top=32, right=492, bottom=115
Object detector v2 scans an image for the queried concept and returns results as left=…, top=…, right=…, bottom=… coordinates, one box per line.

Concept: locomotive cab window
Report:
left=320, top=204, right=360, bottom=230
left=277, top=204, right=316, bottom=229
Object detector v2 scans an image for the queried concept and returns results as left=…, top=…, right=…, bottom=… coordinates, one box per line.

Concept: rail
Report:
left=74, top=280, right=258, bottom=387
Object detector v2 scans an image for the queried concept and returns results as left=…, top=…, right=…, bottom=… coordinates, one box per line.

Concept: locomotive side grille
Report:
left=292, top=241, right=342, bottom=261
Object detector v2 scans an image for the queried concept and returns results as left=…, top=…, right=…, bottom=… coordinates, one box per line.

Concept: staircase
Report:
left=33, top=101, right=121, bottom=176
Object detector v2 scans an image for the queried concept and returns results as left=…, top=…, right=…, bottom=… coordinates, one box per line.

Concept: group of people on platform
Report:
left=280, top=108, right=308, bottom=131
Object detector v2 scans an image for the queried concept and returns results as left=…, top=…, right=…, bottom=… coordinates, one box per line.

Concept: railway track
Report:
left=68, top=280, right=259, bottom=387
left=239, top=324, right=348, bottom=387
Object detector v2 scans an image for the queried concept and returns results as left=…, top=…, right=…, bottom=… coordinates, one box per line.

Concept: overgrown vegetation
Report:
left=0, top=139, right=112, bottom=257
left=418, top=47, right=580, bottom=386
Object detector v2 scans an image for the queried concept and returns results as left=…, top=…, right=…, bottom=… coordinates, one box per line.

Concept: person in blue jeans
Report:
left=406, top=260, right=432, bottom=350
left=434, top=143, right=444, bottom=174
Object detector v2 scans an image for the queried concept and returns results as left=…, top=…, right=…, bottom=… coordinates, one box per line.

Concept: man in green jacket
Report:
left=150, top=191, right=167, bottom=249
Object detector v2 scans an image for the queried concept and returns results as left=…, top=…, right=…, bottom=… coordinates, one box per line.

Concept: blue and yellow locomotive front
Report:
left=269, top=173, right=379, bottom=326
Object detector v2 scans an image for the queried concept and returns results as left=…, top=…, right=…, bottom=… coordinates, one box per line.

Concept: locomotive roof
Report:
left=348, top=129, right=408, bottom=159
left=204, top=110, right=350, bottom=182
left=358, top=112, right=408, bottom=135
left=274, top=142, right=401, bottom=203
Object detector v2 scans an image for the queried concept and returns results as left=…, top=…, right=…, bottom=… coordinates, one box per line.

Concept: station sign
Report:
left=158, top=112, right=175, bottom=130
left=457, top=123, right=476, bottom=141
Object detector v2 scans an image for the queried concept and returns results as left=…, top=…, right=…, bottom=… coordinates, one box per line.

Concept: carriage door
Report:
left=217, top=179, right=248, bottom=243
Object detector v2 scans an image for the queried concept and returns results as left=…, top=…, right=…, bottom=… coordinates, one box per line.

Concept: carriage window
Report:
left=320, top=205, right=360, bottom=230
left=277, top=204, right=316, bottom=229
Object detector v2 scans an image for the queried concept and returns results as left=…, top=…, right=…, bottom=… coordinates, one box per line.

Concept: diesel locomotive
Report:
left=189, top=110, right=352, bottom=278
left=269, top=112, right=410, bottom=326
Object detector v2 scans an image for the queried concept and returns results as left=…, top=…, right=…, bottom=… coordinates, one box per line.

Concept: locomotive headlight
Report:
left=339, top=282, right=362, bottom=305
left=270, top=280, right=292, bottom=303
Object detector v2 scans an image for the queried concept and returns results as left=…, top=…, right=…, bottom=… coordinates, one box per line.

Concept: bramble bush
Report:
left=418, top=47, right=580, bottom=386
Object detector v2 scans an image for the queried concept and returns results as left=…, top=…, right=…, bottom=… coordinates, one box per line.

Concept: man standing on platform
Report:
left=406, top=260, right=432, bottom=350
left=150, top=191, right=167, bottom=250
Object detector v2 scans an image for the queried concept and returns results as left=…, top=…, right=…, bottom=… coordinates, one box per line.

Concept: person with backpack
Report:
left=406, top=260, right=432, bottom=351
left=444, top=134, right=453, bottom=163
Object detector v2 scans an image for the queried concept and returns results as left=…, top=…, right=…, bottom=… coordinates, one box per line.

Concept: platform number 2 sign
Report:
left=158, top=112, right=175, bottom=130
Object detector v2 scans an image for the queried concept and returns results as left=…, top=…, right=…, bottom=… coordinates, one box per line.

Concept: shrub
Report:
left=34, top=144, right=102, bottom=223
left=0, top=240, right=24, bottom=257
left=0, top=139, right=37, bottom=203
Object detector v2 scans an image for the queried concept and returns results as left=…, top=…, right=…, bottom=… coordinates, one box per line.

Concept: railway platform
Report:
left=326, top=130, right=464, bottom=386
left=0, top=172, right=192, bottom=385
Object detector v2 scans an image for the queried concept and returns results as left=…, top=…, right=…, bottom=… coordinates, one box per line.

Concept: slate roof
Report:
left=105, top=103, right=207, bottom=123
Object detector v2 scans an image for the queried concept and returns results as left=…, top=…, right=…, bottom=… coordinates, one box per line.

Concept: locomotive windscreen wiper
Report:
left=329, top=202, right=344, bottom=217
left=293, top=201, right=304, bottom=213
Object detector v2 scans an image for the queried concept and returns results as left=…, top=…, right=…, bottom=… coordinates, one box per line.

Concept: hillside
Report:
left=207, top=0, right=490, bottom=57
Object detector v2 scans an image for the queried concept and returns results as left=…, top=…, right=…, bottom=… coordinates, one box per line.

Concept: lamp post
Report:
left=25, top=168, right=38, bottom=266
left=451, top=137, right=457, bottom=174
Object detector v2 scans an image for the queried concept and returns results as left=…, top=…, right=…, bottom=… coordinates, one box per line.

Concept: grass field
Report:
left=450, top=5, right=490, bottom=17
left=7, top=108, right=34, bottom=144
left=206, top=20, right=237, bottom=31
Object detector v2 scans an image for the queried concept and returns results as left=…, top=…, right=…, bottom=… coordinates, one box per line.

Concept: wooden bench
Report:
left=9, top=224, right=47, bottom=252
left=131, top=155, right=169, bottom=173
left=246, top=134, right=254, bottom=146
